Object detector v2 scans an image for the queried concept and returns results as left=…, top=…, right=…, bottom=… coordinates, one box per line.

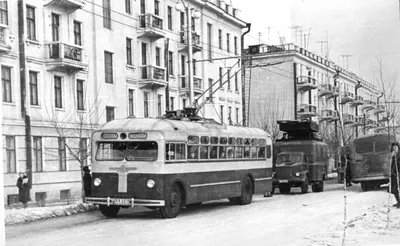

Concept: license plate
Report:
left=279, top=179, right=288, bottom=183
left=113, top=199, right=131, bottom=206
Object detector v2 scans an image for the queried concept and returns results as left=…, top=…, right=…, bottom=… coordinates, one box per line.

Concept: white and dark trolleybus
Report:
left=86, top=114, right=273, bottom=218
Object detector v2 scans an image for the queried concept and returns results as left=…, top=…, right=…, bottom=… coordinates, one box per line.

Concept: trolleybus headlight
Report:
left=147, top=179, right=155, bottom=188
left=94, top=178, right=102, bottom=186
left=295, top=172, right=300, bottom=177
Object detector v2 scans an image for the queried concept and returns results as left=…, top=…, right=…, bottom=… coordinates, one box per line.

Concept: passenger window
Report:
left=237, top=138, right=243, bottom=145
left=210, top=146, right=218, bottom=159
left=259, top=139, right=267, bottom=146
left=188, top=136, right=199, bottom=144
left=220, top=137, right=228, bottom=145
left=166, top=143, right=186, bottom=160
left=200, top=146, right=209, bottom=159
left=219, top=146, right=227, bottom=159
left=176, top=143, right=185, bottom=159
left=244, top=138, right=251, bottom=145
left=210, top=137, right=218, bottom=144
left=227, top=146, right=235, bottom=158
left=250, top=146, right=257, bottom=158
left=244, top=147, right=250, bottom=158
left=236, top=146, right=243, bottom=158
left=266, top=145, right=272, bottom=158
left=228, top=137, right=236, bottom=145
left=252, top=139, right=258, bottom=146
left=188, top=145, right=199, bottom=159
left=258, top=147, right=266, bottom=158
left=200, top=136, right=209, bottom=144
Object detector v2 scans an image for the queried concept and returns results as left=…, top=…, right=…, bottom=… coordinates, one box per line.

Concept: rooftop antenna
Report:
left=258, top=32, right=262, bottom=44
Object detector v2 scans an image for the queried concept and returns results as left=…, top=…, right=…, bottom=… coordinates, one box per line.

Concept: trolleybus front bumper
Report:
left=351, top=176, right=389, bottom=183
left=86, top=197, right=165, bottom=207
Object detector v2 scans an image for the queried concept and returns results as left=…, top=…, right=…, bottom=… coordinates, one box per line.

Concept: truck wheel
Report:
left=160, top=183, right=182, bottom=219
left=279, top=184, right=291, bottom=194
left=312, top=181, right=324, bottom=192
left=301, top=178, right=309, bottom=194
left=361, top=182, right=371, bottom=192
left=99, top=205, right=120, bottom=218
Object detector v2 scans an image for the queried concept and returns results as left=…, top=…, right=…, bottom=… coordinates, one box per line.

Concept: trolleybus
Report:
left=86, top=117, right=273, bottom=218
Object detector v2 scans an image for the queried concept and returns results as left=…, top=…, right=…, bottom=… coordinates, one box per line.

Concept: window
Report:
left=157, top=94, right=162, bottom=116
left=140, top=0, right=145, bottom=14
left=234, top=36, right=238, bottom=55
left=207, top=23, right=212, bottom=60
left=80, top=138, right=88, bottom=166
left=5, top=136, right=16, bottom=173
left=60, top=189, right=71, bottom=201
left=126, top=38, right=132, bottom=65
left=2, top=66, right=12, bottom=102
left=219, top=67, right=223, bottom=87
left=35, top=192, right=46, bottom=206
left=77, top=80, right=84, bottom=110
left=167, top=6, right=172, bottom=30
left=141, top=43, right=147, bottom=65
left=208, top=79, right=213, bottom=102
left=235, top=72, right=238, bottom=92
left=125, top=0, right=131, bottom=14
left=58, top=138, right=66, bottom=171
left=33, top=137, right=42, bottom=172
left=227, top=70, right=231, bottom=90
left=74, top=21, right=82, bottom=46
left=226, top=33, right=230, bottom=52
left=180, top=12, right=185, bottom=31
left=170, top=96, right=175, bottom=111
left=104, top=51, right=113, bottom=83
left=144, top=92, right=149, bottom=117
left=7, top=194, right=19, bottom=206
left=29, top=71, right=38, bottom=105
left=236, top=108, right=239, bottom=123
left=128, top=89, right=135, bottom=117
left=218, top=29, right=222, bottom=49
left=193, top=59, right=197, bottom=76
left=103, top=0, right=111, bottom=29
left=228, top=106, right=232, bottom=124
left=168, top=51, right=174, bottom=75
left=26, top=5, right=36, bottom=40
left=191, top=17, right=195, bottom=32
left=51, top=13, right=60, bottom=42
left=181, top=55, right=186, bottom=88
left=183, top=98, right=187, bottom=108
left=166, top=143, right=186, bottom=161
left=155, top=47, right=161, bottom=66
left=154, top=0, right=160, bottom=16
left=220, top=105, right=224, bottom=124
left=54, top=76, right=62, bottom=108
left=106, top=106, right=115, bottom=122
left=0, top=1, right=8, bottom=25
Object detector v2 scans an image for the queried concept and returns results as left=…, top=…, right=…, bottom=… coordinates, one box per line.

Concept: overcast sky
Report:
left=233, top=0, right=400, bottom=91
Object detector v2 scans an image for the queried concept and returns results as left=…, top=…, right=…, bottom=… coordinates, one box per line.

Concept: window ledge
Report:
left=2, top=102, right=16, bottom=106
left=30, top=105, right=41, bottom=109
left=26, top=39, right=41, bottom=47
left=126, top=64, right=135, bottom=70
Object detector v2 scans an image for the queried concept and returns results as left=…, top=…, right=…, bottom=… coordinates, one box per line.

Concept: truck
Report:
left=272, top=120, right=328, bottom=194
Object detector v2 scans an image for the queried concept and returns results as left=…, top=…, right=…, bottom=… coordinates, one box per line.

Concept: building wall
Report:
left=1, top=0, right=246, bottom=205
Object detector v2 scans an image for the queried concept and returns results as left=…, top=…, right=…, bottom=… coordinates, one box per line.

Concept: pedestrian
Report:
left=16, top=172, right=30, bottom=208
left=390, top=142, right=400, bottom=208
left=83, top=166, right=92, bottom=198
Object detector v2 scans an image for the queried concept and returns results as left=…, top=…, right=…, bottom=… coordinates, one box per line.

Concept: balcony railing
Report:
left=296, top=76, right=317, bottom=92
left=373, top=104, right=385, bottom=115
left=0, top=27, right=12, bottom=54
left=139, top=65, right=167, bottom=88
left=179, top=31, right=202, bottom=53
left=297, top=104, right=317, bottom=118
left=362, top=99, right=377, bottom=111
left=44, top=0, right=84, bottom=13
left=319, top=109, right=338, bottom=122
left=45, top=41, right=87, bottom=74
left=352, top=116, right=364, bottom=126
left=343, top=113, right=355, bottom=124
left=350, top=95, right=364, bottom=107
left=341, top=91, right=355, bottom=104
left=138, top=14, right=165, bottom=41
left=179, top=75, right=203, bottom=95
left=318, top=84, right=339, bottom=98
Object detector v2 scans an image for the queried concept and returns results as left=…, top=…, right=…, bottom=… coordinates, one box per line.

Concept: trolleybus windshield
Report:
left=96, top=141, right=158, bottom=161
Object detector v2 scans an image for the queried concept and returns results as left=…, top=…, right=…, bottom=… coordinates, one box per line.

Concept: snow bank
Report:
left=5, top=203, right=97, bottom=226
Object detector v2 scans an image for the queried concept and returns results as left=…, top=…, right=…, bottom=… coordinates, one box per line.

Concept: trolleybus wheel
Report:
left=99, top=205, right=120, bottom=218
left=160, top=183, right=182, bottom=219
left=279, top=185, right=291, bottom=194
left=361, top=182, right=371, bottom=192
left=301, top=177, right=309, bottom=194
left=238, top=176, right=253, bottom=205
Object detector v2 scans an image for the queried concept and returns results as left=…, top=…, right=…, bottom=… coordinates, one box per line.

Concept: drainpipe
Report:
left=355, top=81, right=362, bottom=137
left=18, top=0, right=33, bottom=194
left=294, top=63, right=297, bottom=119
left=241, top=23, right=251, bottom=126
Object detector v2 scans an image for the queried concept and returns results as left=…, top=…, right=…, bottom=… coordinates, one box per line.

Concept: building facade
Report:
left=1, top=0, right=246, bottom=205
left=244, top=44, right=386, bottom=170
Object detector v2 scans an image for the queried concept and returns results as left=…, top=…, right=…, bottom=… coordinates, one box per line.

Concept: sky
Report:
left=233, top=0, right=400, bottom=92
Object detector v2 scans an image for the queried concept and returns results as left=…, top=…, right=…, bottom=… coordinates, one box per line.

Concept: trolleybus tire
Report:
left=238, top=176, right=253, bottom=205
left=99, top=205, right=120, bottom=218
left=279, top=184, right=291, bottom=194
left=160, top=183, right=182, bottom=219
left=301, top=177, right=309, bottom=194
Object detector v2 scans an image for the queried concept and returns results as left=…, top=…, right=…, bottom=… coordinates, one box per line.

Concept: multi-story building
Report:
left=1, top=0, right=246, bottom=205
left=244, top=43, right=385, bottom=170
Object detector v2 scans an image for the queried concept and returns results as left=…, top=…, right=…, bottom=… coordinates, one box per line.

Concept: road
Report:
left=6, top=180, right=400, bottom=246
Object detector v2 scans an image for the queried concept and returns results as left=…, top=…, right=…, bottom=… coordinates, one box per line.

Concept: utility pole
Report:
left=164, top=38, right=170, bottom=111
left=316, top=40, right=327, bottom=57
left=186, top=7, right=194, bottom=105
left=340, top=54, right=352, bottom=69
left=241, top=23, right=251, bottom=126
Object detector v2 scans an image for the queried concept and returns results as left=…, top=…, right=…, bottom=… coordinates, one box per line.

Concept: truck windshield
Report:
left=276, top=153, right=303, bottom=165
left=95, top=141, right=158, bottom=161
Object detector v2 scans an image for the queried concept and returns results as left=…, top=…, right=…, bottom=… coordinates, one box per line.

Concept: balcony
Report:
left=45, top=42, right=88, bottom=74
left=373, top=104, right=385, bottom=115
left=319, top=109, right=338, bottom=122
left=378, top=112, right=390, bottom=122
left=350, top=95, right=364, bottom=107
left=0, top=26, right=12, bottom=54
left=352, top=116, right=364, bottom=127
left=361, top=100, right=376, bottom=111
left=297, top=104, right=317, bottom=118
left=296, top=76, right=317, bottom=92
left=342, top=113, right=355, bottom=125
left=364, top=119, right=377, bottom=129
left=178, top=31, right=202, bottom=53
left=138, top=14, right=165, bottom=41
left=138, top=65, right=167, bottom=88
left=340, top=91, right=355, bottom=104
left=179, top=75, right=204, bottom=96
left=318, top=84, right=339, bottom=99
left=44, top=0, right=85, bottom=13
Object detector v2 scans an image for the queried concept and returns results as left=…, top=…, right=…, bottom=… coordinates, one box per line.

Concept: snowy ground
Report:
left=5, top=181, right=400, bottom=246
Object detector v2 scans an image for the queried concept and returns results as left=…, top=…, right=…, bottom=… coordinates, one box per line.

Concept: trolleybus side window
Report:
left=266, top=144, right=272, bottom=158
left=166, top=143, right=186, bottom=161
left=258, top=139, right=266, bottom=158
left=219, top=137, right=227, bottom=159
left=187, top=136, right=199, bottom=160
left=227, top=137, right=235, bottom=158
left=200, top=136, right=209, bottom=159
left=244, top=138, right=251, bottom=158
left=375, top=140, right=390, bottom=152
left=251, top=139, right=258, bottom=158
left=210, top=137, right=218, bottom=159
left=236, top=138, right=243, bottom=159
left=356, top=141, right=373, bottom=154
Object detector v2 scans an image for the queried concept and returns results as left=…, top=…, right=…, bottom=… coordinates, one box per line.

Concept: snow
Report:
left=5, top=203, right=97, bottom=226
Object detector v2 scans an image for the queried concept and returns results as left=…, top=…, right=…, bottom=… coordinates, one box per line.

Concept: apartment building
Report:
left=244, top=44, right=385, bottom=168
left=1, top=0, right=246, bottom=205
